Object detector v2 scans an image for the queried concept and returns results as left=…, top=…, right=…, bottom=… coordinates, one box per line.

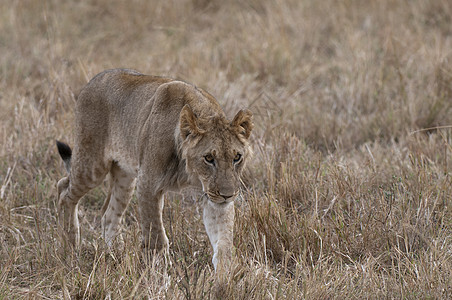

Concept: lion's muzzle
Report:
left=206, top=191, right=237, bottom=204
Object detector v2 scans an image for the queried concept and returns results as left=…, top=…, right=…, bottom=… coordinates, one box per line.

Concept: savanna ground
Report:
left=1, top=0, right=452, bottom=298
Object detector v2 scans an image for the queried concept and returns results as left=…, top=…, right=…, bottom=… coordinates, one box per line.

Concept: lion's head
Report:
left=179, top=105, right=253, bottom=204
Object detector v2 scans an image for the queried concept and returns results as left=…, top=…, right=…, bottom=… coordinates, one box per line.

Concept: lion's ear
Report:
left=180, top=105, right=201, bottom=139
left=231, top=109, right=253, bottom=139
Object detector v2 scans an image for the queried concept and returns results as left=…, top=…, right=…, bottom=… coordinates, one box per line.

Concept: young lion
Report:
left=56, top=69, right=253, bottom=271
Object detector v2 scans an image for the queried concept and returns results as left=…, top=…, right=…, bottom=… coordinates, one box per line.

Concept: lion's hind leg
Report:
left=57, top=147, right=111, bottom=248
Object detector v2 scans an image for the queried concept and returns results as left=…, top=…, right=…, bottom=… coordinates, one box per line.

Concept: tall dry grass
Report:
left=1, top=0, right=451, bottom=298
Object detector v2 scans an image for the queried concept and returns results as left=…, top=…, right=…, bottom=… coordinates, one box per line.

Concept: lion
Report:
left=56, top=69, right=253, bottom=271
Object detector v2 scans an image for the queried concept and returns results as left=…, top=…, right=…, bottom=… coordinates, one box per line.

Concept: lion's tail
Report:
left=56, top=140, right=72, bottom=173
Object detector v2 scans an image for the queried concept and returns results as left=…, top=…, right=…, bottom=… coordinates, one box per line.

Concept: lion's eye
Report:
left=233, top=153, right=242, bottom=163
left=204, top=154, right=215, bottom=164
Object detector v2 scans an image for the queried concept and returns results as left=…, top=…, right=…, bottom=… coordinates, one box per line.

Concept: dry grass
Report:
left=1, top=0, right=452, bottom=298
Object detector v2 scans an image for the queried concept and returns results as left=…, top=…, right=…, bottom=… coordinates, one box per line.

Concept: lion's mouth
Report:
left=206, top=192, right=236, bottom=204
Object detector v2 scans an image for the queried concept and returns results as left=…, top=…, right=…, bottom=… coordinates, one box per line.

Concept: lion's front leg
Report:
left=203, top=200, right=235, bottom=272
left=136, top=177, right=169, bottom=255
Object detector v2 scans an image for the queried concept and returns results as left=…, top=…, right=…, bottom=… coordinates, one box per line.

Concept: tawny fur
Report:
left=56, top=69, right=253, bottom=271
